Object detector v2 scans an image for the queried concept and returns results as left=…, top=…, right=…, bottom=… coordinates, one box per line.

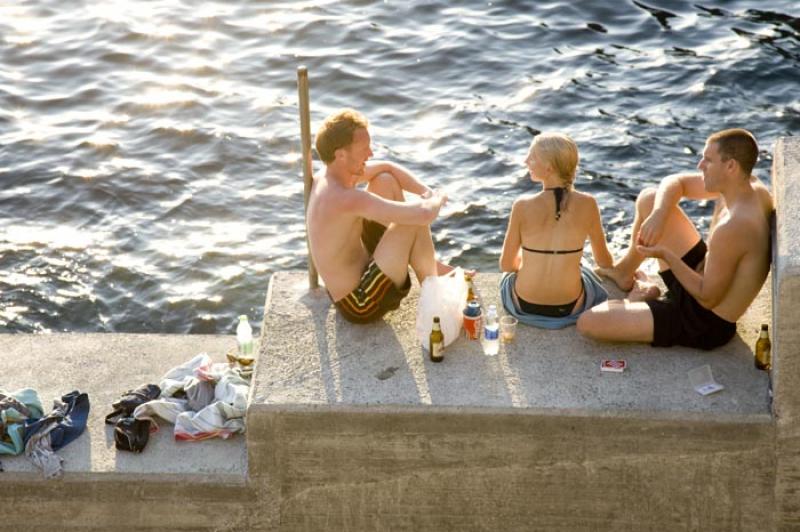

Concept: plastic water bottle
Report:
left=483, top=304, right=499, bottom=356
left=236, top=315, right=254, bottom=357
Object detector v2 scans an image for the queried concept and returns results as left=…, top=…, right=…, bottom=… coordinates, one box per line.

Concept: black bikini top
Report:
left=522, top=245, right=583, bottom=255
left=521, top=186, right=583, bottom=255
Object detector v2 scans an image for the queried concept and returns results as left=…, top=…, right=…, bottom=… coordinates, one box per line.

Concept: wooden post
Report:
left=297, top=66, right=318, bottom=289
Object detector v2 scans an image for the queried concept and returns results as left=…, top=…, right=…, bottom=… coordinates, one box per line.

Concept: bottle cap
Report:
left=433, top=316, right=440, bottom=323
left=239, top=315, right=248, bottom=321
left=761, top=324, right=769, bottom=330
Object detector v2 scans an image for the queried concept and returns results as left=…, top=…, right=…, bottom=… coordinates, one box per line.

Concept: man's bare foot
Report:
left=629, top=279, right=661, bottom=302
left=595, top=265, right=635, bottom=292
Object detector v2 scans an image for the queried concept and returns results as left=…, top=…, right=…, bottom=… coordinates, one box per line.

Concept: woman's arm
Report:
left=499, top=201, right=523, bottom=272
left=588, top=199, right=613, bottom=269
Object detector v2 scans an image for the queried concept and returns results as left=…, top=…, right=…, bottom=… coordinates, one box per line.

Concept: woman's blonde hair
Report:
left=532, top=132, right=579, bottom=188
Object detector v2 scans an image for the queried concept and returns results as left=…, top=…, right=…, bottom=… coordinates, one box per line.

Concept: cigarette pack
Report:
left=600, top=359, right=627, bottom=373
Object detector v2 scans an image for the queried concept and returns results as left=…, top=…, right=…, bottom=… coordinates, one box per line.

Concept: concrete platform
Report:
left=246, top=270, right=775, bottom=531
left=253, top=271, right=771, bottom=416
left=0, top=333, right=247, bottom=477
left=0, top=334, right=259, bottom=532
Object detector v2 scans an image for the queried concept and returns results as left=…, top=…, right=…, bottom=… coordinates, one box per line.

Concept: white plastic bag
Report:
left=415, top=267, right=468, bottom=349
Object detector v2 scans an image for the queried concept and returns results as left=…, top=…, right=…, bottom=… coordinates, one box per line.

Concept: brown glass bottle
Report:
left=755, top=324, right=771, bottom=371
left=429, top=316, right=444, bottom=363
left=465, top=273, right=476, bottom=302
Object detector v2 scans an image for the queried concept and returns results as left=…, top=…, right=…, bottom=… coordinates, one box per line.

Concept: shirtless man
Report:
left=306, top=109, right=447, bottom=324
left=577, top=128, right=773, bottom=350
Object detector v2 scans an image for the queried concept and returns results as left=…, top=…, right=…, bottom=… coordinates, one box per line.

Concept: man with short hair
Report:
left=307, top=108, right=448, bottom=324
left=577, top=129, right=773, bottom=350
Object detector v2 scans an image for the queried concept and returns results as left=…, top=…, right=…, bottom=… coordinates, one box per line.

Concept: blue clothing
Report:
left=500, top=265, right=608, bottom=329
left=23, top=390, right=89, bottom=452
left=0, top=388, right=43, bottom=456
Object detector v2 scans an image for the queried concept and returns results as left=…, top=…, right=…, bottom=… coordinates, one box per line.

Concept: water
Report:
left=1, top=1, right=798, bottom=334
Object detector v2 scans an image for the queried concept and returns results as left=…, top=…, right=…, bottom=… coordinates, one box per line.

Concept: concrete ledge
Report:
left=249, top=268, right=773, bottom=530
left=1, top=333, right=247, bottom=478
left=247, top=404, right=774, bottom=531
left=0, top=333, right=256, bottom=531
left=253, top=271, right=771, bottom=416
left=771, top=136, right=800, bottom=529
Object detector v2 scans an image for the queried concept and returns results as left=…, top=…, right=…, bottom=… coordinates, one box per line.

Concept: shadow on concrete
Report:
left=333, top=314, right=416, bottom=405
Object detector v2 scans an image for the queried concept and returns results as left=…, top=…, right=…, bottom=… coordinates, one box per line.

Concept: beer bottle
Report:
left=429, top=316, right=444, bottom=363
left=465, top=273, right=476, bottom=302
left=755, top=324, right=771, bottom=371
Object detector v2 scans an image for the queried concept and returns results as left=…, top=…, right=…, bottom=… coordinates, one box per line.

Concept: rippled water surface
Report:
left=1, top=0, right=798, bottom=333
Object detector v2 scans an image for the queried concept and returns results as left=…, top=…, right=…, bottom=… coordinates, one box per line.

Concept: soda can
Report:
left=463, top=300, right=482, bottom=340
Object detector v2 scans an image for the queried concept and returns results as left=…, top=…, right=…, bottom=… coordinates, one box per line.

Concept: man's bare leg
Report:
left=576, top=299, right=655, bottom=343
left=367, top=173, right=453, bottom=275
left=598, top=187, right=703, bottom=291
left=373, top=223, right=437, bottom=286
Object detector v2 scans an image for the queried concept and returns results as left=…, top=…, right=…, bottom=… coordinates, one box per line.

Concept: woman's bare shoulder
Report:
left=513, top=192, right=544, bottom=207
left=568, top=189, right=600, bottom=209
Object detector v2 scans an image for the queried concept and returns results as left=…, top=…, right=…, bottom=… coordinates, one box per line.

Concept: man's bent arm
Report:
left=646, top=224, right=743, bottom=309
left=640, top=174, right=720, bottom=246
left=343, top=187, right=444, bottom=227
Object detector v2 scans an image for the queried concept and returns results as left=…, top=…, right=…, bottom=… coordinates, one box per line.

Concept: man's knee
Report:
left=575, top=303, right=608, bottom=340
left=636, top=187, right=657, bottom=214
left=367, top=172, right=402, bottom=200
left=576, top=310, right=600, bottom=339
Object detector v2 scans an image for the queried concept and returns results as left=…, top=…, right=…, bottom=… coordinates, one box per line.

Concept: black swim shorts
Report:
left=334, top=259, right=411, bottom=324
left=361, top=219, right=386, bottom=255
left=646, top=240, right=737, bottom=350
left=332, top=219, right=410, bottom=324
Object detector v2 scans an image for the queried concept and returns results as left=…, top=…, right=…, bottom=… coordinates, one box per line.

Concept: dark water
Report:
left=1, top=1, right=798, bottom=334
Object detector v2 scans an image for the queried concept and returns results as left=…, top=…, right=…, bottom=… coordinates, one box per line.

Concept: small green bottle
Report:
left=429, top=316, right=444, bottom=363
left=755, top=324, right=771, bottom=371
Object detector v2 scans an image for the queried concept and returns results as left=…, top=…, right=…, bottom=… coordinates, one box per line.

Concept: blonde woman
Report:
left=499, top=132, right=613, bottom=328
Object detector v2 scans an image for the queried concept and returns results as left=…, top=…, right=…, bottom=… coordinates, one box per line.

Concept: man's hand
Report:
left=637, top=210, right=667, bottom=247
left=421, top=190, right=447, bottom=220
left=635, top=243, right=667, bottom=260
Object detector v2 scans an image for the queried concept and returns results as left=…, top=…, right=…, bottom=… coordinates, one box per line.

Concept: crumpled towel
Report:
left=25, top=423, right=63, bottom=479
left=0, top=388, right=44, bottom=456
left=23, top=391, right=90, bottom=479
left=134, top=354, right=250, bottom=441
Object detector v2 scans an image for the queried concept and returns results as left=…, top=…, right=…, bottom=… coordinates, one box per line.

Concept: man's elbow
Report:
left=697, top=291, right=723, bottom=310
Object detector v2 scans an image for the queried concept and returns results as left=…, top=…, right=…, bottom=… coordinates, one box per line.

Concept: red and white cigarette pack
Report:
left=600, top=359, right=627, bottom=373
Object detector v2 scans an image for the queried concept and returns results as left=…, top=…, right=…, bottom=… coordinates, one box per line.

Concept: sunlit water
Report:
left=1, top=0, right=798, bottom=334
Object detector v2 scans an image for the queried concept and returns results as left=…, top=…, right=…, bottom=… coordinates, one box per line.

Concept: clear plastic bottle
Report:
left=483, top=304, right=499, bottom=356
left=236, top=315, right=254, bottom=357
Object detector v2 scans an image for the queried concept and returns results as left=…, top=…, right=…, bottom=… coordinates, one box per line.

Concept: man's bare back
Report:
left=307, top=174, right=373, bottom=300
left=699, top=180, right=772, bottom=322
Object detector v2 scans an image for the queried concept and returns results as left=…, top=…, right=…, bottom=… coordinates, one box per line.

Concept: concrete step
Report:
left=0, top=333, right=266, bottom=531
